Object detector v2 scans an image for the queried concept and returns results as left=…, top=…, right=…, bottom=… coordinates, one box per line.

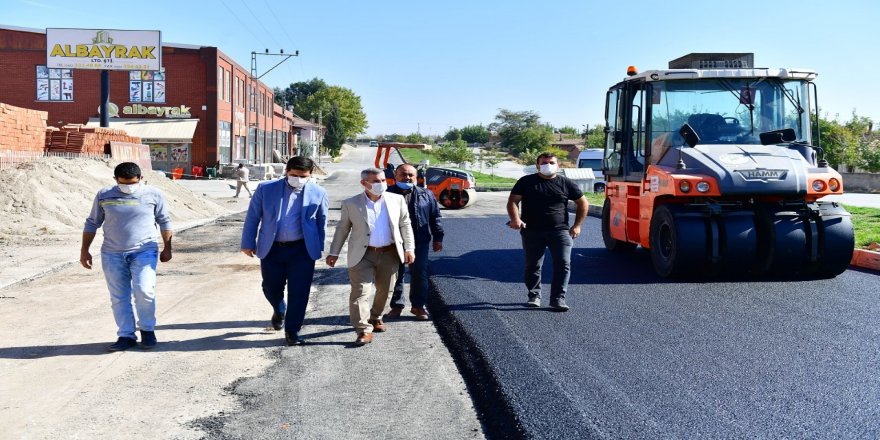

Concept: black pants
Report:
left=521, top=228, right=572, bottom=300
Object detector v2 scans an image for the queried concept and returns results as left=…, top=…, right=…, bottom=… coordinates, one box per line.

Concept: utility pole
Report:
left=250, top=49, right=299, bottom=164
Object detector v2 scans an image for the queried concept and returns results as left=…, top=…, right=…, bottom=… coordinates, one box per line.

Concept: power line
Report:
left=218, top=0, right=266, bottom=47
left=239, top=0, right=283, bottom=49
left=263, top=0, right=297, bottom=47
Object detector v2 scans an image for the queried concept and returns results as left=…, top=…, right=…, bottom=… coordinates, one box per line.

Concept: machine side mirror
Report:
left=679, top=124, right=700, bottom=148
left=759, top=128, right=797, bottom=145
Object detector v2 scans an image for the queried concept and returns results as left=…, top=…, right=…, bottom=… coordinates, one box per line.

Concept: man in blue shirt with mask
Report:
left=386, top=163, right=444, bottom=320
left=241, top=156, right=329, bottom=346
left=81, top=162, right=173, bottom=352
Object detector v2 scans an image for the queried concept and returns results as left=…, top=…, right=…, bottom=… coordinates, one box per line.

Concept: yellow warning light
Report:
left=627, top=66, right=638, bottom=76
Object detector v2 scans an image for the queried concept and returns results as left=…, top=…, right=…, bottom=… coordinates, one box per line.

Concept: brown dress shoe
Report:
left=354, top=332, right=373, bottom=346
left=410, top=307, right=429, bottom=321
left=385, top=308, right=402, bottom=319
left=368, top=318, right=386, bottom=332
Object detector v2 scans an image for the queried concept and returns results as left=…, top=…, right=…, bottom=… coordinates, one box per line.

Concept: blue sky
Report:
left=6, top=0, right=879, bottom=136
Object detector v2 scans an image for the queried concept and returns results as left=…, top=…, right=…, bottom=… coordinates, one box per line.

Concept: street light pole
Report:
left=251, top=49, right=299, bottom=164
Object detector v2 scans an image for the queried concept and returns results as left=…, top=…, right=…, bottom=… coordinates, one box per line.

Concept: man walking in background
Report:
left=80, top=162, right=173, bottom=351
left=387, top=163, right=443, bottom=321
left=234, top=163, right=252, bottom=198
left=326, top=167, right=415, bottom=346
left=241, top=156, right=328, bottom=346
left=507, top=152, right=588, bottom=312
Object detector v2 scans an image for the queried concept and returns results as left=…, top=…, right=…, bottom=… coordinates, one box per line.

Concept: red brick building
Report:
left=0, top=24, right=298, bottom=172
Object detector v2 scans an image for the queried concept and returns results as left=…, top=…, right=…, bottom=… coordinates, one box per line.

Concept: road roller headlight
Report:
left=679, top=180, right=691, bottom=193
left=812, top=180, right=827, bottom=192
left=696, top=181, right=710, bottom=193
left=828, top=178, right=841, bottom=192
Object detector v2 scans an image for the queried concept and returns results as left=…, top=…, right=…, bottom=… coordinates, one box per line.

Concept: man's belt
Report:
left=366, top=244, right=395, bottom=252
left=274, top=239, right=304, bottom=247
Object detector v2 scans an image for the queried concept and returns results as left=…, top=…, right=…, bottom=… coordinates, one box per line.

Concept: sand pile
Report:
left=0, top=157, right=229, bottom=237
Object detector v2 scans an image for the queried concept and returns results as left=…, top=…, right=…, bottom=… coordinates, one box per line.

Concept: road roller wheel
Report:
left=602, top=198, right=636, bottom=252
left=805, top=202, right=854, bottom=278
left=755, top=207, right=807, bottom=276
left=717, top=211, right=758, bottom=274
left=649, top=205, right=707, bottom=278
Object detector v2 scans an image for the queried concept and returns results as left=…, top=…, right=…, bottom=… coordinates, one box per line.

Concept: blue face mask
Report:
left=395, top=181, right=415, bottom=190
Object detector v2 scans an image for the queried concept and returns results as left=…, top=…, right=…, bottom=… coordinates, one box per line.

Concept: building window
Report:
left=224, top=69, right=230, bottom=102
left=36, top=66, right=73, bottom=101
left=218, top=67, right=223, bottom=100
left=233, top=77, right=239, bottom=107
left=129, top=70, right=166, bottom=103
left=218, top=121, right=232, bottom=163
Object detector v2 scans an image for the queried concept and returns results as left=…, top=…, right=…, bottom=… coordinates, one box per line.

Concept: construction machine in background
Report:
left=600, top=53, right=854, bottom=278
left=374, top=142, right=477, bottom=209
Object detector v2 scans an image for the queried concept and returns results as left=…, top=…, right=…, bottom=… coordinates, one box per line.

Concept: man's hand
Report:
left=404, top=251, right=416, bottom=264
left=508, top=218, right=526, bottom=230
left=432, top=241, right=443, bottom=252
left=241, top=249, right=255, bottom=258
left=80, top=250, right=92, bottom=269
left=569, top=225, right=581, bottom=239
left=160, top=247, right=172, bottom=263
left=326, top=255, right=338, bottom=267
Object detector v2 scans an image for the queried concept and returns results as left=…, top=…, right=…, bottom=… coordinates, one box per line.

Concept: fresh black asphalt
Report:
left=428, top=215, right=880, bottom=439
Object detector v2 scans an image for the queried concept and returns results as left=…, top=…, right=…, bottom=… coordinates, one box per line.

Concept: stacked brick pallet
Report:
left=0, top=102, right=48, bottom=152
left=44, top=125, right=141, bottom=155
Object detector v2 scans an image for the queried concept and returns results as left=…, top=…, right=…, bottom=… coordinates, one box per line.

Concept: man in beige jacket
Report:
left=327, top=167, right=416, bottom=346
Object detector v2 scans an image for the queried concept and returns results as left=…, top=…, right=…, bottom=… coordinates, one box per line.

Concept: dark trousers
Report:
left=260, top=242, right=316, bottom=335
left=391, top=244, right=430, bottom=309
left=521, top=228, right=573, bottom=300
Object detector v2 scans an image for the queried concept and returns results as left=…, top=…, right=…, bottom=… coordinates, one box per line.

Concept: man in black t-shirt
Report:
left=507, top=152, right=589, bottom=311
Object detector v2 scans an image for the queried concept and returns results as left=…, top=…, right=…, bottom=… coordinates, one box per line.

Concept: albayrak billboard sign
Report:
left=46, top=28, right=161, bottom=71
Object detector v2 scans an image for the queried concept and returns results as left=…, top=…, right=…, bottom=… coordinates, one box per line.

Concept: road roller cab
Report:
left=600, top=53, right=854, bottom=278
left=375, top=142, right=476, bottom=209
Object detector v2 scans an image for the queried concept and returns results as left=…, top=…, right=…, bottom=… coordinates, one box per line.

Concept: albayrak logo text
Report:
left=47, top=29, right=160, bottom=71
left=123, top=104, right=191, bottom=118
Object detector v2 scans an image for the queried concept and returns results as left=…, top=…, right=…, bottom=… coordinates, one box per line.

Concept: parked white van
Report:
left=577, top=148, right=606, bottom=192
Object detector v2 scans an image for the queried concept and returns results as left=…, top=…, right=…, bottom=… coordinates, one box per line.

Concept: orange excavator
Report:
left=374, top=142, right=476, bottom=209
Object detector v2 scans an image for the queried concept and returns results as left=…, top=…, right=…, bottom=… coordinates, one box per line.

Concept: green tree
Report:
left=481, top=148, right=503, bottom=175
left=584, top=124, right=606, bottom=149
left=814, top=115, right=859, bottom=169
left=322, top=104, right=345, bottom=157
left=405, top=133, right=428, bottom=144
left=434, top=138, right=475, bottom=166
left=276, top=77, right=328, bottom=113
left=460, top=124, right=490, bottom=144
left=491, top=109, right=552, bottom=154
left=518, top=146, right=570, bottom=166
left=557, top=125, right=578, bottom=135
left=444, top=128, right=461, bottom=141
left=299, top=86, right=368, bottom=141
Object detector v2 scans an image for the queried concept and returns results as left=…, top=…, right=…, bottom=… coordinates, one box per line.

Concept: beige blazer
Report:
left=329, top=192, right=415, bottom=267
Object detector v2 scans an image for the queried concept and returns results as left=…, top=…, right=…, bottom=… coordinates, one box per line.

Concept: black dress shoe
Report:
left=108, top=337, right=137, bottom=352
left=285, top=332, right=305, bottom=346
left=271, top=312, right=284, bottom=331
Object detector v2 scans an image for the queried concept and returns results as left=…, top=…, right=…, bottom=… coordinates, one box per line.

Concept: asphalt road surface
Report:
left=429, top=215, right=880, bottom=439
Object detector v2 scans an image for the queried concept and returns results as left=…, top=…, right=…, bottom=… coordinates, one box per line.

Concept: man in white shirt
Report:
left=234, top=163, right=252, bottom=198
left=327, top=168, right=416, bottom=346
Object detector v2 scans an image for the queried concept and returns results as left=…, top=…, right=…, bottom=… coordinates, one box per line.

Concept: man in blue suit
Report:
left=240, top=156, right=328, bottom=346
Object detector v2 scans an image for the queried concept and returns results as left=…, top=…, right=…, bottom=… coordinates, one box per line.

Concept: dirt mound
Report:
left=0, top=157, right=229, bottom=237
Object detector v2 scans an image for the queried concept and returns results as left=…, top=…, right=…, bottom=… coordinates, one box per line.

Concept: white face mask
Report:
left=287, top=176, right=309, bottom=188
left=367, top=181, right=387, bottom=196
left=117, top=182, right=141, bottom=194
left=538, top=163, right=558, bottom=176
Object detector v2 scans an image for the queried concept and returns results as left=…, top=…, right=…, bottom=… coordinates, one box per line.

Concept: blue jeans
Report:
left=101, top=244, right=159, bottom=339
left=260, top=242, right=316, bottom=335
left=391, top=244, right=430, bottom=309
left=521, top=228, right=573, bottom=300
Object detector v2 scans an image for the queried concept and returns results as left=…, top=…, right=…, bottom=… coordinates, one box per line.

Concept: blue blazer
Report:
left=240, top=178, right=328, bottom=260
